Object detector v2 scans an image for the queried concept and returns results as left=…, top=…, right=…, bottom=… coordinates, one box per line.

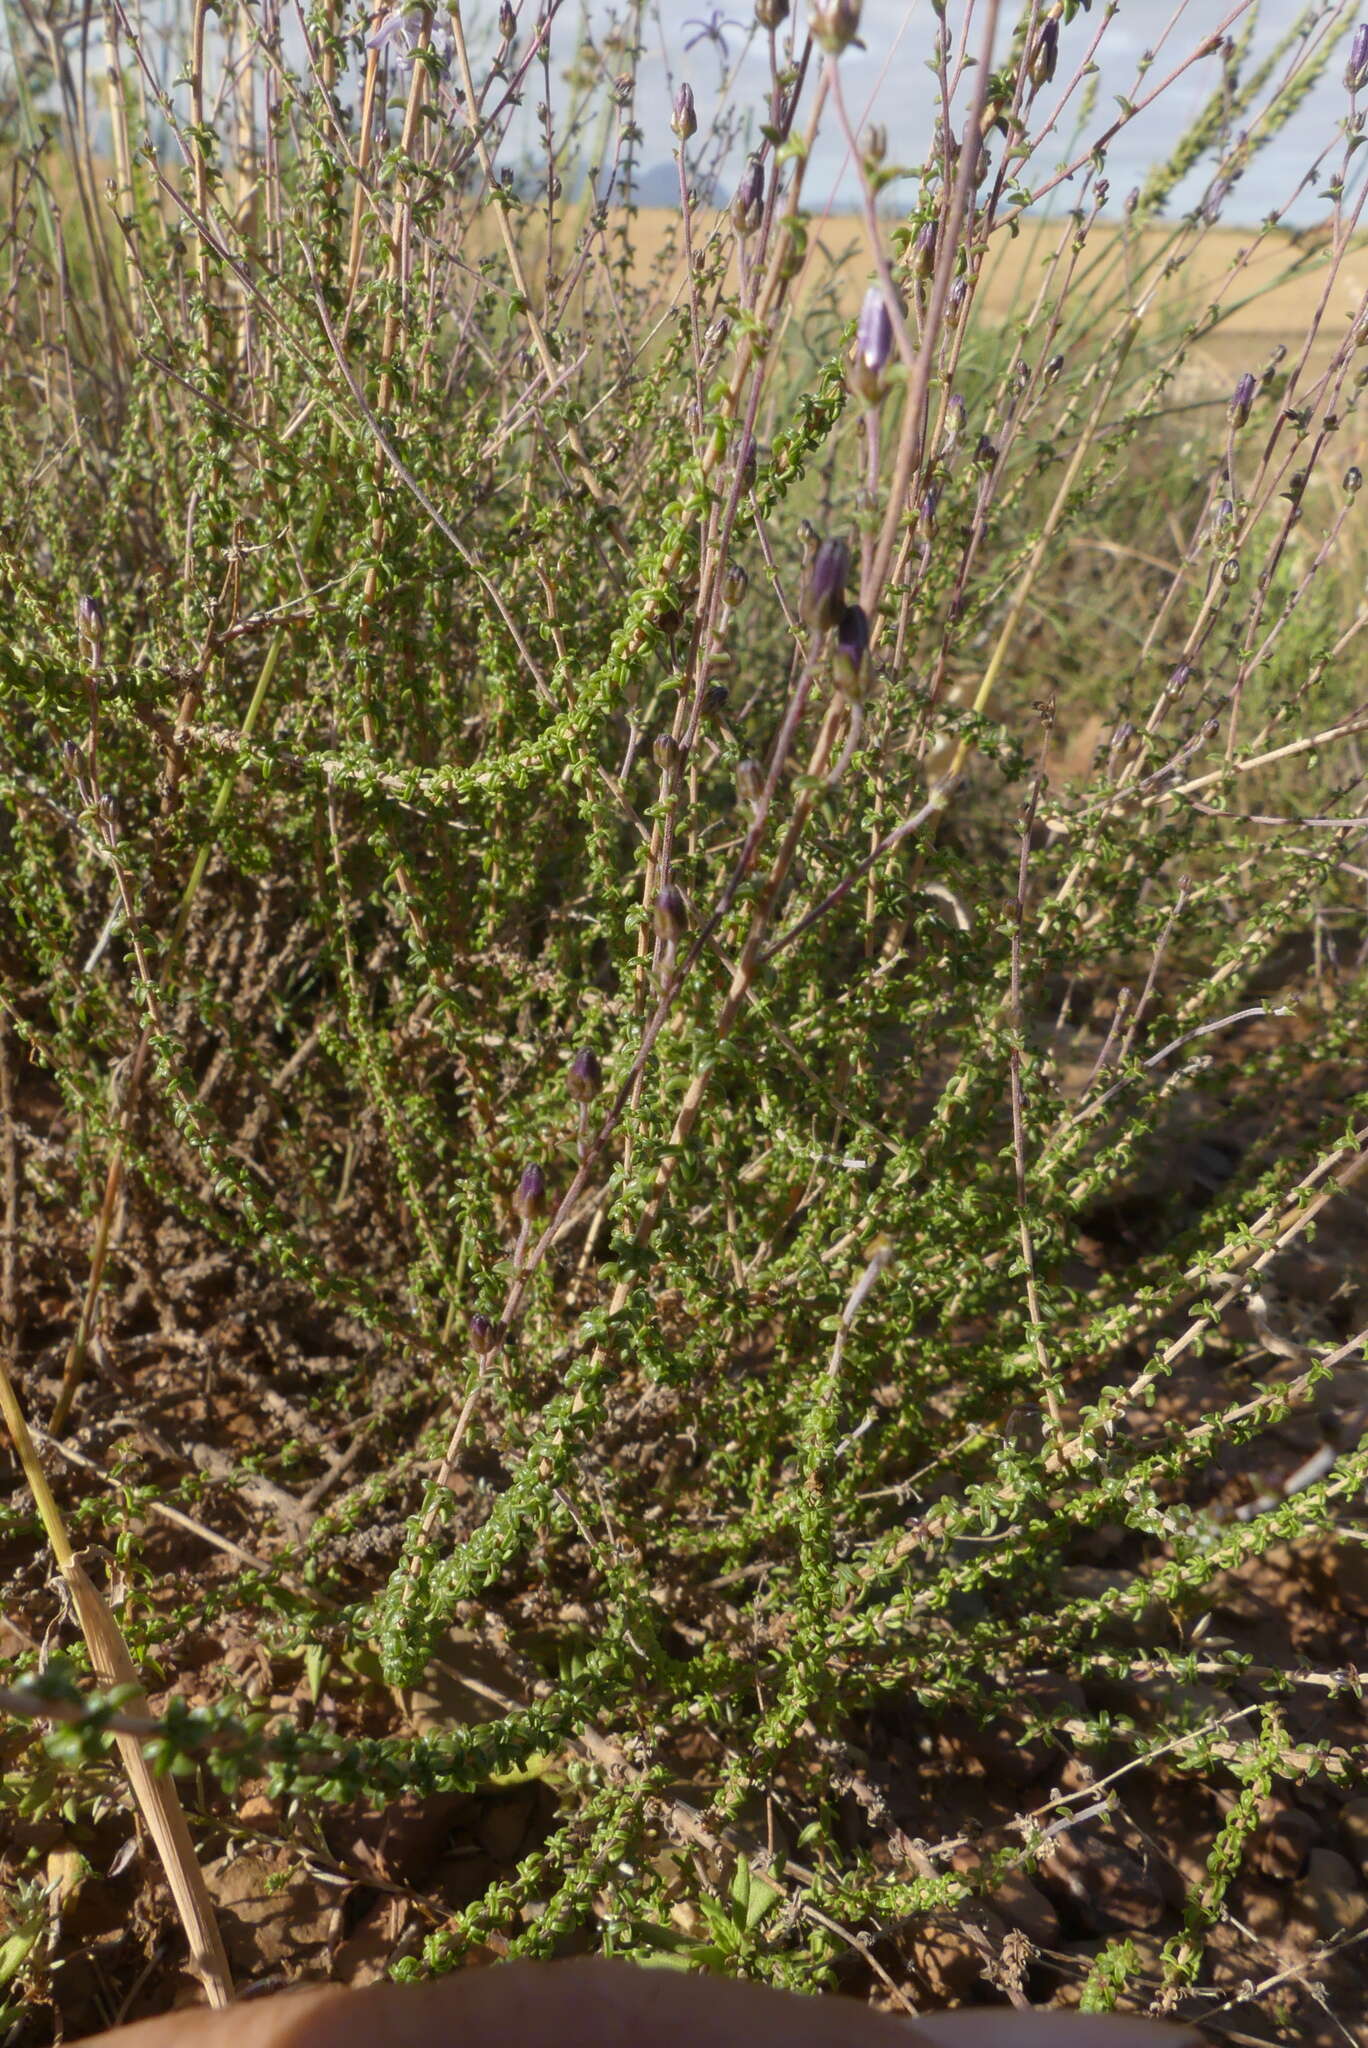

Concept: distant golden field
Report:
left=589, top=206, right=1368, bottom=385
left=48, top=150, right=1362, bottom=382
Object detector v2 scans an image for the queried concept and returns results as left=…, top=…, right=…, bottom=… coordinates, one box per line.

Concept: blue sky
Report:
left=617, top=1, right=1365, bottom=222
left=6, top=0, right=1357, bottom=230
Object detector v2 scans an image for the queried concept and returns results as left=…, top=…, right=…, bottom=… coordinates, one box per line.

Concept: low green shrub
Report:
left=3, top=0, right=1368, bottom=2026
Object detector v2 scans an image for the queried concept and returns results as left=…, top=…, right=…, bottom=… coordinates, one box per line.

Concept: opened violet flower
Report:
left=365, top=5, right=454, bottom=70
left=366, top=5, right=422, bottom=54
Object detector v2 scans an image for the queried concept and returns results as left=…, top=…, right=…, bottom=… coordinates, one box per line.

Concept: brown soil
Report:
left=3, top=934, right=1368, bottom=2044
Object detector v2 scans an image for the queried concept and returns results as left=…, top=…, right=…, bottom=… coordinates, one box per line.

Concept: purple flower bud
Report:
left=77, top=594, right=104, bottom=642
left=1228, top=371, right=1256, bottom=428
left=974, top=433, right=998, bottom=469
left=672, top=82, right=697, bottom=141
left=723, top=562, right=749, bottom=607
left=1029, top=18, right=1058, bottom=88
left=1044, top=352, right=1064, bottom=384
left=1201, top=182, right=1228, bottom=227
left=567, top=1047, right=602, bottom=1104
left=498, top=0, right=515, bottom=37
left=810, top=0, right=861, bottom=54
left=513, top=1163, right=547, bottom=1221
left=1165, top=660, right=1194, bottom=699
left=469, top=1312, right=499, bottom=1356
left=736, top=758, right=765, bottom=807
left=850, top=284, right=895, bottom=404
left=913, top=221, right=938, bottom=280
left=1209, top=496, right=1235, bottom=542
left=731, top=156, right=765, bottom=238
left=916, top=489, right=938, bottom=541
left=939, top=393, right=967, bottom=458
left=655, top=883, right=688, bottom=941
left=946, top=276, right=968, bottom=326
left=756, top=0, right=788, bottom=24
left=800, top=536, right=850, bottom=633
left=653, top=731, right=683, bottom=772
left=1347, top=22, right=1368, bottom=92
left=1346, top=465, right=1363, bottom=495
left=832, top=603, right=871, bottom=697
left=1107, top=721, right=1140, bottom=779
